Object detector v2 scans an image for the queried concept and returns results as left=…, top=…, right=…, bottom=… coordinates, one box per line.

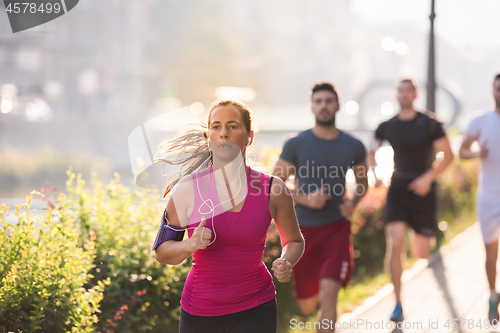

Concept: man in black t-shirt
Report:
left=367, top=79, right=454, bottom=322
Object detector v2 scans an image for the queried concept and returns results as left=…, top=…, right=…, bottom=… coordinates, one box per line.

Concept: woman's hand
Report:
left=188, top=217, right=212, bottom=253
left=272, top=258, right=293, bottom=283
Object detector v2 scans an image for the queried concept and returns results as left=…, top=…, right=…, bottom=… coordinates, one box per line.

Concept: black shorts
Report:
left=179, top=299, right=277, bottom=333
left=385, top=177, right=437, bottom=237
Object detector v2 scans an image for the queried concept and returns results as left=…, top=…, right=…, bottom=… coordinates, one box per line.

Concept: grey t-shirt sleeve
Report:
left=279, top=137, right=297, bottom=165
left=353, top=140, right=367, bottom=165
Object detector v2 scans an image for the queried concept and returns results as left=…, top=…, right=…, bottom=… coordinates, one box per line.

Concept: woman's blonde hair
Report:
left=155, top=99, right=254, bottom=198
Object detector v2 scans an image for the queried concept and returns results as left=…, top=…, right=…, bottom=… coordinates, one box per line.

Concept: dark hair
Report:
left=399, top=78, right=418, bottom=91
left=311, top=82, right=339, bottom=102
left=155, top=99, right=254, bottom=197
left=494, top=74, right=500, bottom=85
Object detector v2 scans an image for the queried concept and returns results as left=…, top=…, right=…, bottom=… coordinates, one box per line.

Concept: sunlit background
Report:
left=1, top=0, right=499, bottom=197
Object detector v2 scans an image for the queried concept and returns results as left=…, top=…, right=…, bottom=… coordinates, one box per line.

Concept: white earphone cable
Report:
left=164, top=158, right=246, bottom=247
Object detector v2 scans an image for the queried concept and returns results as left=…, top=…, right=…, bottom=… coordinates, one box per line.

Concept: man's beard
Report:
left=315, top=117, right=335, bottom=127
left=496, top=98, right=500, bottom=109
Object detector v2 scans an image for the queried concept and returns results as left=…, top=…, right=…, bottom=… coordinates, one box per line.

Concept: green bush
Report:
left=65, top=171, right=190, bottom=333
left=351, top=187, right=387, bottom=279
left=438, top=158, right=479, bottom=225
left=1, top=170, right=192, bottom=333
left=0, top=196, right=106, bottom=332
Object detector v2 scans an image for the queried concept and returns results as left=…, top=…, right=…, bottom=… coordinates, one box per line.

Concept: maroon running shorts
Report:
left=292, top=219, right=354, bottom=299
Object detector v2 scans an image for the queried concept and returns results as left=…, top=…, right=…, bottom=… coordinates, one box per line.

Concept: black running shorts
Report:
left=179, top=299, right=277, bottom=333
left=385, top=177, right=437, bottom=237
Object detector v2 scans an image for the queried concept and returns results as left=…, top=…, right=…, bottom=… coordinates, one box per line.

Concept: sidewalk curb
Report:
left=338, top=223, right=479, bottom=326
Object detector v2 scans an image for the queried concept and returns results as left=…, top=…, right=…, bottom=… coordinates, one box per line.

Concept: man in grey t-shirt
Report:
left=273, top=82, right=367, bottom=332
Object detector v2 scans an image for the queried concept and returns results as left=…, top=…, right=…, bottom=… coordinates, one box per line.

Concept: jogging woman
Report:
left=153, top=100, right=304, bottom=333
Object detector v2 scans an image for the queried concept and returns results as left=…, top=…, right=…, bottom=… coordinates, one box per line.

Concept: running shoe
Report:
left=489, top=294, right=500, bottom=324
left=390, top=302, right=404, bottom=322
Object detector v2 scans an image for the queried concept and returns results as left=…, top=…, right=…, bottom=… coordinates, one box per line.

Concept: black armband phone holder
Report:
left=152, top=210, right=185, bottom=251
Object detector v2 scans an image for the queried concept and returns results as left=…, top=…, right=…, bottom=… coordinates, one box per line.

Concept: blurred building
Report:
left=1, top=0, right=499, bottom=181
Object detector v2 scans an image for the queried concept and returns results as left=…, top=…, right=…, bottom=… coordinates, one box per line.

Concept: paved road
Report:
left=338, top=223, right=498, bottom=333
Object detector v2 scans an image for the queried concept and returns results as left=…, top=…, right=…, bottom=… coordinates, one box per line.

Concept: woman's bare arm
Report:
left=269, top=177, right=305, bottom=283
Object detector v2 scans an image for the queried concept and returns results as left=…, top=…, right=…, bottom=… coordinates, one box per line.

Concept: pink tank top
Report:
left=181, top=165, right=276, bottom=316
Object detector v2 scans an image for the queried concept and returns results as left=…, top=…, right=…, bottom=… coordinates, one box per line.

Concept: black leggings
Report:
left=179, top=299, right=277, bottom=333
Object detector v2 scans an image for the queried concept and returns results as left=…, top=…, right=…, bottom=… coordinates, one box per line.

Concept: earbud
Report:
left=247, top=137, right=251, bottom=146
left=207, top=139, right=211, bottom=148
